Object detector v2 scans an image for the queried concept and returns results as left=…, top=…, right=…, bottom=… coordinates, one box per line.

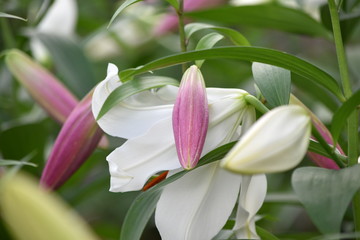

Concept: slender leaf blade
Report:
left=108, top=0, right=143, bottom=28
left=331, top=89, right=360, bottom=143
left=165, top=0, right=179, bottom=10
left=119, top=47, right=344, bottom=101
left=195, top=33, right=224, bottom=67
left=252, top=62, right=291, bottom=107
left=96, top=76, right=179, bottom=120
left=0, top=12, right=27, bottom=21
left=186, top=4, right=331, bottom=39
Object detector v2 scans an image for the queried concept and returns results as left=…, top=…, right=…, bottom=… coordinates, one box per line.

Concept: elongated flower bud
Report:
left=5, top=49, right=78, bottom=123
left=221, top=105, right=311, bottom=174
left=5, top=49, right=108, bottom=149
left=40, top=91, right=103, bottom=189
left=173, top=65, right=209, bottom=169
left=0, top=173, right=98, bottom=240
left=290, top=96, right=343, bottom=169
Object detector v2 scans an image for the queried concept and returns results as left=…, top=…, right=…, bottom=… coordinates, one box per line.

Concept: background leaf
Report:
left=108, top=0, right=143, bottom=28
left=292, top=165, right=360, bottom=234
left=195, top=33, right=224, bottom=68
left=0, top=12, right=27, bottom=21
left=119, top=47, right=344, bottom=101
left=37, top=34, right=97, bottom=98
left=252, top=62, right=291, bottom=107
left=186, top=4, right=331, bottom=39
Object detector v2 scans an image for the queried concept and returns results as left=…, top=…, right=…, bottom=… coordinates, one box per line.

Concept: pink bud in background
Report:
left=290, top=96, right=343, bottom=170
left=172, top=65, right=209, bottom=169
left=154, top=0, right=227, bottom=35
left=5, top=49, right=77, bottom=123
left=40, top=91, right=103, bottom=189
left=5, top=49, right=108, bottom=149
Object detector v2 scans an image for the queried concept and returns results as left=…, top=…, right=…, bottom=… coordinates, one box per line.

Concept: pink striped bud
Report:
left=172, top=65, right=209, bottom=169
left=5, top=49, right=77, bottom=123
left=40, top=91, right=103, bottom=189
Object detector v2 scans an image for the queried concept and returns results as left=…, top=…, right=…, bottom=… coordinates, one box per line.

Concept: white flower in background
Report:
left=92, top=64, right=267, bottom=239
left=30, top=0, right=77, bottom=62
left=231, top=0, right=327, bottom=20
left=221, top=105, right=311, bottom=174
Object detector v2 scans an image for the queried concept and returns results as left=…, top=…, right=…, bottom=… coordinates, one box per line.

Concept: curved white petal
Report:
left=155, top=162, right=242, bottom=240
left=234, top=174, right=267, bottom=239
left=92, top=64, right=177, bottom=138
left=107, top=118, right=181, bottom=192
left=30, top=0, right=77, bottom=61
left=221, top=105, right=311, bottom=174
left=107, top=92, right=249, bottom=192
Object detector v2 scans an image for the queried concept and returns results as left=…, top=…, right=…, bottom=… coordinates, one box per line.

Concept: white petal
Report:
left=92, top=64, right=177, bottom=138
left=234, top=174, right=267, bottom=239
left=107, top=92, right=249, bottom=192
left=107, top=118, right=181, bottom=192
left=155, top=162, right=242, bottom=240
left=221, top=105, right=311, bottom=174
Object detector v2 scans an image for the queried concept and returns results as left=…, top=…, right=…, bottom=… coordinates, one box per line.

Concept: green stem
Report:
left=328, top=0, right=360, bottom=234
left=1, top=18, right=15, bottom=49
left=176, top=0, right=187, bottom=73
left=244, top=95, right=269, bottom=114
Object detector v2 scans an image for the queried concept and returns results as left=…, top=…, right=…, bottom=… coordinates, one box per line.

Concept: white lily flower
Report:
left=221, top=105, right=312, bottom=174
left=92, top=64, right=266, bottom=239
left=30, top=0, right=77, bottom=62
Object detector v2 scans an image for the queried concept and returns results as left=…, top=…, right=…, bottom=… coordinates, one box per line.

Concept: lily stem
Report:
left=244, top=95, right=269, bottom=114
left=176, top=0, right=188, bottom=73
left=327, top=0, right=360, bottom=235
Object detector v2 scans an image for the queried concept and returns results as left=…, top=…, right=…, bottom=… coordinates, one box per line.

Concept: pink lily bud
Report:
left=40, top=91, right=103, bottom=189
left=5, top=49, right=78, bottom=123
left=154, top=0, right=227, bottom=35
left=172, top=65, right=209, bottom=169
left=290, top=96, right=343, bottom=169
left=5, top=49, right=108, bottom=149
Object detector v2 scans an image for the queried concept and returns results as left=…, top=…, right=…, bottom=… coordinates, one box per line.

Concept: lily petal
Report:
left=221, top=105, right=311, bottom=174
left=234, top=174, right=267, bottom=239
left=155, top=162, right=242, bottom=240
left=107, top=90, right=249, bottom=192
left=92, top=63, right=178, bottom=139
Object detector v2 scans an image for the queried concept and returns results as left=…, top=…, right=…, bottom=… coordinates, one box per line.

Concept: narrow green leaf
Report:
left=185, top=23, right=250, bottom=46
left=37, top=33, right=97, bottom=98
left=165, top=0, right=179, bottom=10
left=96, top=76, right=179, bottom=120
left=0, top=12, right=27, bottom=21
left=195, top=33, right=224, bottom=68
left=252, top=62, right=291, bottom=107
left=331, top=89, right=360, bottom=144
left=292, top=165, right=360, bottom=234
left=0, top=159, right=36, bottom=167
left=120, top=47, right=344, bottom=101
left=108, top=0, right=143, bottom=28
left=119, top=142, right=236, bottom=240
left=186, top=4, right=331, bottom=39
left=256, top=226, right=281, bottom=240
left=308, top=140, right=347, bottom=163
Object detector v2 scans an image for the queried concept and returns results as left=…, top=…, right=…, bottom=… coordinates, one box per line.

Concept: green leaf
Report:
left=96, top=76, right=179, bottom=120
left=119, top=142, right=236, bottom=240
left=0, top=159, right=36, bottom=167
left=108, top=0, right=143, bottom=28
left=37, top=33, right=97, bottom=98
left=331, top=89, right=360, bottom=144
left=185, top=23, right=250, bottom=46
left=119, top=47, right=344, bottom=101
left=256, top=226, right=281, bottom=240
left=0, top=12, right=27, bottom=21
left=195, top=33, right=224, bottom=68
left=165, top=0, right=179, bottom=10
left=186, top=4, right=331, bottom=39
left=252, top=62, right=291, bottom=107
left=292, top=165, right=360, bottom=234
left=308, top=140, right=347, bottom=163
